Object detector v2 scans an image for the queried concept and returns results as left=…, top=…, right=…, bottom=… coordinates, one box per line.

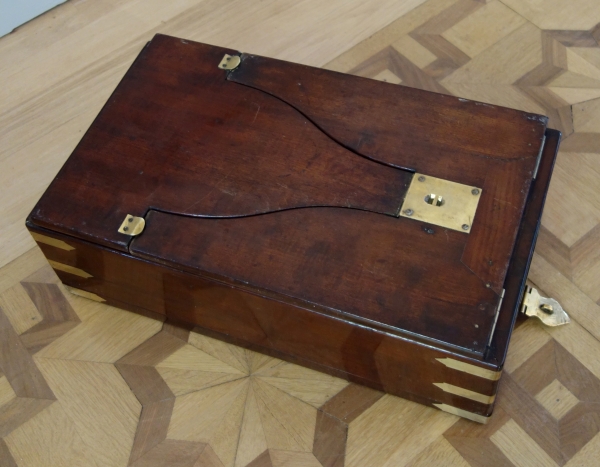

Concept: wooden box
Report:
left=26, top=34, right=560, bottom=423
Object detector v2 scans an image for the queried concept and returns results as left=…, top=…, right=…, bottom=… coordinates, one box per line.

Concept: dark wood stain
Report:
left=25, top=33, right=561, bottom=419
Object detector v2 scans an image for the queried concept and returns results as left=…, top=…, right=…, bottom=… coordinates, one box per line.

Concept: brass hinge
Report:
left=399, top=173, right=482, bottom=232
left=532, top=134, right=546, bottom=180
left=118, top=214, right=145, bottom=236
left=218, top=54, right=241, bottom=71
left=520, top=286, right=569, bottom=326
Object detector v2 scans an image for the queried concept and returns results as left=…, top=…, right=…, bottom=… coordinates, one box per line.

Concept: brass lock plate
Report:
left=399, top=173, right=482, bottom=233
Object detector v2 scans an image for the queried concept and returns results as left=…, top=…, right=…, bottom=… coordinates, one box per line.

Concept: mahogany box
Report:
left=26, top=34, right=560, bottom=423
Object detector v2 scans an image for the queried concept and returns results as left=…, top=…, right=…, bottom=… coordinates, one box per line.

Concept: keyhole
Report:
left=424, top=194, right=444, bottom=206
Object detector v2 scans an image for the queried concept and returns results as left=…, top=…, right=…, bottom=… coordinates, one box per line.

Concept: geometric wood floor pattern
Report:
left=1, top=0, right=600, bottom=466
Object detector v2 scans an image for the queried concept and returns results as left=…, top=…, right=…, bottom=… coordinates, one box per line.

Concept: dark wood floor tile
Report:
left=117, top=331, right=188, bottom=367
left=0, top=398, right=54, bottom=438
left=116, top=364, right=174, bottom=404
left=313, top=411, right=346, bottom=467
left=0, top=308, right=55, bottom=400
left=21, top=282, right=79, bottom=323
left=320, top=383, right=383, bottom=423
left=20, top=320, right=80, bottom=354
left=510, top=340, right=557, bottom=396
left=497, top=374, right=563, bottom=465
left=194, top=445, right=226, bottom=467
left=163, top=320, right=193, bottom=342
left=130, top=439, right=207, bottom=467
left=558, top=402, right=600, bottom=461
left=444, top=405, right=510, bottom=439
left=445, top=438, right=514, bottom=467
left=556, top=340, right=600, bottom=403
left=128, top=398, right=177, bottom=465
left=560, top=132, right=600, bottom=153
left=0, top=438, right=17, bottom=467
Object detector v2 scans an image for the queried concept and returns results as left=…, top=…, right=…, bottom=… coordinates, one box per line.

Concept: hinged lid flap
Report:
left=28, top=34, right=552, bottom=357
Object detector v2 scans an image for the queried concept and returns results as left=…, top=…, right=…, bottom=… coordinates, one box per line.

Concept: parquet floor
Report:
left=1, top=0, right=600, bottom=466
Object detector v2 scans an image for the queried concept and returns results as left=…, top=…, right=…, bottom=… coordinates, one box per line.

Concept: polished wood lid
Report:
left=29, top=34, right=550, bottom=355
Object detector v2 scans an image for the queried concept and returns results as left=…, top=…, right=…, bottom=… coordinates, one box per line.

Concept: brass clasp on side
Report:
left=520, top=286, right=570, bottom=326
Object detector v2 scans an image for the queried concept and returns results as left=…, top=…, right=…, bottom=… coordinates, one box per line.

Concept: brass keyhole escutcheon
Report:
left=399, top=172, right=482, bottom=233
left=425, top=193, right=444, bottom=206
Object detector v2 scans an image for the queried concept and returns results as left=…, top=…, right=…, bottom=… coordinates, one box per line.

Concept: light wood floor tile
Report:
left=548, top=86, right=600, bottom=105
left=565, top=432, right=600, bottom=467
left=0, top=248, right=48, bottom=295
left=189, top=332, right=251, bottom=374
left=0, top=284, right=42, bottom=335
left=235, top=385, right=267, bottom=467
left=346, top=396, right=455, bottom=467
left=157, top=344, right=246, bottom=375
left=543, top=152, right=600, bottom=247
left=405, top=438, right=470, bottom=467
left=570, top=48, right=600, bottom=70
left=545, top=319, right=600, bottom=381
left=269, top=450, right=322, bottom=467
left=4, top=402, right=98, bottom=467
left=255, top=361, right=349, bottom=408
left=35, top=357, right=141, bottom=467
left=503, top=318, right=552, bottom=374
left=157, top=367, right=245, bottom=398
left=36, top=305, right=162, bottom=363
left=442, top=0, right=526, bottom=59
left=0, top=377, right=16, bottom=410
left=491, top=419, right=560, bottom=467
left=253, top=378, right=316, bottom=452
left=129, top=439, right=207, bottom=467
left=573, top=97, right=600, bottom=132
left=499, top=0, right=600, bottom=30
left=441, top=22, right=543, bottom=84
left=535, top=379, right=580, bottom=420
left=167, top=379, right=248, bottom=443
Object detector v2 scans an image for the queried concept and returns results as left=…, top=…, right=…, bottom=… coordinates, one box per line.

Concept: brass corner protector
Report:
left=520, top=286, right=570, bottom=326
left=436, top=358, right=501, bottom=381
left=433, top=382, right=495, bottom=405
left=434, top=403, right=490, bottom=424
left=118, top=214, right=145, bottom=236
left=48, top=260, right=93, bottom=279
left=218, top=54, right=241, bottom=71
left=30, top=232, right=75, bottom=251
left=64, top=285, right=106, bottom=302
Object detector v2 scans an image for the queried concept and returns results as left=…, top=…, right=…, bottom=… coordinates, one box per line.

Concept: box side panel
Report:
left=28, top=224, right=501, bottom=420
left=487, top=129, right=561, bottom=365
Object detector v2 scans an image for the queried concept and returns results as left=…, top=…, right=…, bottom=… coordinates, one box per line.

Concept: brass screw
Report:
left=128, top=217, right=133, bottom=222
left=418, top=176, right=426, bottom=182
left=404, top=209, right=414, bottom=216
left=540, top=304, right=554, bottom=314
left=123, top=226, right=129, bottom=232
left=462, top=224, right=470, bottom=230
left=471, top=189, right=480, bottom=195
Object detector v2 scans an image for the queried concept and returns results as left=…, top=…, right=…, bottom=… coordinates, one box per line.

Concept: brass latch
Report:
left=218, top=54, right=241, bottom=71
left=118, top=214, right=145, bottom=236
left=399, top=173, right=482, bottom=232
left=520, top=286, right=570, bottom=326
